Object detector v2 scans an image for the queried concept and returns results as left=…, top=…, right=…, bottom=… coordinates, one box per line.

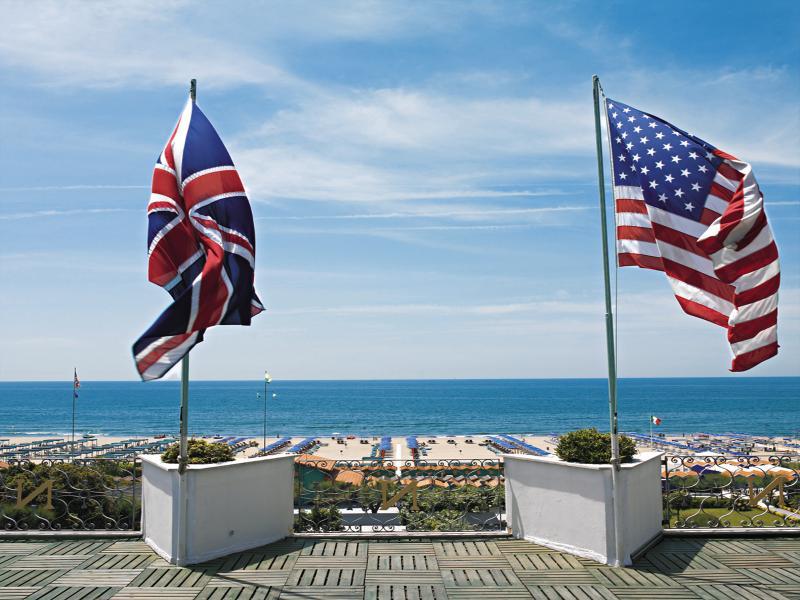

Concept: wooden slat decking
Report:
left=0, top=535, right=797, bottom=599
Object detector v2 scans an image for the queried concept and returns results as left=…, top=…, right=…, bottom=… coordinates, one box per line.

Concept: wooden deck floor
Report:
left=0, top=536, right=798, bottom=599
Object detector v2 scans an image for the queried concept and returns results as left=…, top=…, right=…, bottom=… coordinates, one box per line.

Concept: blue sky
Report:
left=1, top=1, right=798, bottom=381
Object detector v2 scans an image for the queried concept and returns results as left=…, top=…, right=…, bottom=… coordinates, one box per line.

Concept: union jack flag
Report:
left=132, top=97, right=263, bottom=381
left=606, top=97, right=779, bottom=371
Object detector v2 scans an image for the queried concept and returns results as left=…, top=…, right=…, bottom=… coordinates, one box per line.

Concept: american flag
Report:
left=73, top=368, right=80, bottom=398
left=606, top=97, right=779, bottom=371
left=132, top=97, right=264, bottom=381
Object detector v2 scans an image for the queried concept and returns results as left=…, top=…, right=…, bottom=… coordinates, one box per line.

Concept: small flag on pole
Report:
left=73, top=369, right=80, bottom=399
left=132, top=97, right=264, bottom=381
left=651, top=415, right=662, bottom=426
left=604, top=98, right=779, bottom=371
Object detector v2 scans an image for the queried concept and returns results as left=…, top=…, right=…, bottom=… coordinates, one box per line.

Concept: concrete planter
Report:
left=141, top=453, right=295, bottom=565
left=504, top=451, right=663, bottom=566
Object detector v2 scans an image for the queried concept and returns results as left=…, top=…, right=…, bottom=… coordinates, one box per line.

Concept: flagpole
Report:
left=593, top=74, right=624, bottom=567
left=175, top=78, right=197, bottom=566
left=72, top=367, right=76, bottom=454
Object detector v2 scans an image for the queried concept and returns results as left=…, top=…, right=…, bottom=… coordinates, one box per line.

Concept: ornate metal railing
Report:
left=663, top=454, right=800, bottom=528
left=0, top=458, right=141, bottom=531
left=294, top=459, right=505, bottom=533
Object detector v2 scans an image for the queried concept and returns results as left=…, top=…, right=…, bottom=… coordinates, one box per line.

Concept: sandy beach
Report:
left=3, top=432, right=798, bottom=461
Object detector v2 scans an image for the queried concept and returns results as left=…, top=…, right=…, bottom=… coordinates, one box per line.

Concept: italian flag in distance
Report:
left=651, top=416, right=662, bottom=426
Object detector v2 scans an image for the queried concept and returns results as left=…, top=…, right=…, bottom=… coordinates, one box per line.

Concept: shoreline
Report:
left=2, top=432, right=798, bottom=462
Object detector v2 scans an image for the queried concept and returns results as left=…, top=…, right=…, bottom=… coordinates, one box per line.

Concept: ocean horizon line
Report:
left=2, top=375, right=798, bottom=384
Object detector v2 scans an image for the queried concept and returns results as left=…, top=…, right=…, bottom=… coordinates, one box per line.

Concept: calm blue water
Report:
left=0, top=378, right=797, bottom=438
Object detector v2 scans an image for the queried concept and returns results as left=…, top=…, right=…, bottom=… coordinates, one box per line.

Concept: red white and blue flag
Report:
left=132, top=97, right=263, bottom=381
left=605, top=98, right=779, bottom=371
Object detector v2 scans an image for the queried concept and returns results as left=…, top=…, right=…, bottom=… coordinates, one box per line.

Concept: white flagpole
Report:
left=593, top=75, right=625, bottom=567
left=72, top=368, right=77, bottom=456
left=176, top=78, right=196, bottom=566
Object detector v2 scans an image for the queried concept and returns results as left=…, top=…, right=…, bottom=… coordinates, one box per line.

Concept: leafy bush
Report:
left=1, top=462, right=139, bottom=530
left=161, top=439, right=234, bottom=464
left=403, top=508, right=468, bottom=531
left=294, top=505, right=343, bottom=532
left=555, top=428, right=636, bottom=464
left=398, top=485, right=505, bottom=531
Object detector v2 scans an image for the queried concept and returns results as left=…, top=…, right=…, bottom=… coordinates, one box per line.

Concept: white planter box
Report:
left=141, top=453, right=295, bottom=565
left=504, top=451, right=663, bottom=566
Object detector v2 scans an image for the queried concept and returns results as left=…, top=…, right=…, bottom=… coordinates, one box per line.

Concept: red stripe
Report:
left=222, top=230, right=254, bottom=255
left=734, top=209, right=767, bottom=251
left=188, top=217, right=229, bottom=330
left=709, top=182, right=734, bottom=202
left=716, top=160, right=744, bottom=181
left=148, top=224, right=201, bottom=287
left=194, top=247, right=227, bottom=329
left=728, top=309, right=777, bottom=344
left=662, top=258, right=735, bottom=302
left=137, top=333, right=192, bottom=374
left=700, top=208, right=720, bottom=226
left=618, top=252, right=663, bottom=271
left=183, top=169, right=244, bottom=209
left=652, top=222, right=707, bottom=258
left=736, top=273, right=779, bottom=306
left=147, top=201, right=179, bottom=213
left=152, top=169, right=180, bottom=202
left=675, top=296, right=729, bottom=328
left=617, top=226, right=655, bottom=243
left=194, top=215, right=256, bottom=256
left=714, top=241, right=778, bottom=283
left=616, top=199, right=648, bottom=214
left=714, top=184, right=746, bottom=243
left=162, top=120, right=180, bottom=171
left=731, top=341, right=778, bottom=372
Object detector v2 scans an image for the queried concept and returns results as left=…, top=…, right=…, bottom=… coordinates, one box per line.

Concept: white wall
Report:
left=619, top=451, right=663, bottom=554
left=141, top=454, right=295, bottom=565
left=504, top=451, right=662, bottom=565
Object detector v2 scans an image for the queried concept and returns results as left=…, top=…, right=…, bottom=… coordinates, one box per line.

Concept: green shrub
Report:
left=555, top=428, right=636, bottom=464
left=294, top=505, right=343, bottom=532
left=1, top=462, right=139, bottom=530
left=161, top=439, right=234, bottom=464
left=403, top=508, right=468, bottom=531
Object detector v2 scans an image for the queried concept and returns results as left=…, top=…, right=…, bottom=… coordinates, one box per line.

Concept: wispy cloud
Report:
left=0, top=185, right=147, bottom=193
left=0, top=208, right=135, bottom=220
left=273, top=298, right=601, bottom=317
left=258, top=205, right=590, bottom=221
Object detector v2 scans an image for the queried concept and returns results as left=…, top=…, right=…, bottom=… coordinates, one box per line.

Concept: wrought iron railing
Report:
left=294, top=458, right=505, bottom=533
left=663, top=454, right=800, bottom=528
left=0, top=458, right=141, bottom=531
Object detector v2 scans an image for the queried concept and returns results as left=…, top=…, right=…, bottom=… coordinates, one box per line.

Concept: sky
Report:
left=1, top=1, right=798, bottom=381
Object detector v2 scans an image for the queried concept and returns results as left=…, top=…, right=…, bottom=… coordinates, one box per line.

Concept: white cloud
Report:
left=1, top=1, right=305, bottom=91
left=0, top=208, right=135, bottom=220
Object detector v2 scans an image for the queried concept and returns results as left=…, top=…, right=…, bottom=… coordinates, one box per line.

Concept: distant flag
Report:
left=73, top=368, right=80, bottom=399
left=605, top=98, right=779, bottom=371
left=651, top=415, right=662, bottom=426
left=132, top=97, right=264, bottom=381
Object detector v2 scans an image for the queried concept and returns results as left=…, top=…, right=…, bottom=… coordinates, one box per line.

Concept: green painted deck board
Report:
left=0, top=535, right=796, bottom=598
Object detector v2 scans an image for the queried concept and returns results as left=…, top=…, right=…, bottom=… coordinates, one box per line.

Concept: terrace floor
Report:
left=0, top=535, right=798, bottom=600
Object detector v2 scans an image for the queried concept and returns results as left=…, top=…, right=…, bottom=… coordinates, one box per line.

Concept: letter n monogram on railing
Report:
left=380, top=479, right=418, bottom=511
left=16, top=480, right=54, bottom=510
left=747, top=475, right=789, bottom=508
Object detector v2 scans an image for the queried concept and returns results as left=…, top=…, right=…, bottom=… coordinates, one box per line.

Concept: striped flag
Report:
left=651, top=416, right=661, bottom=426
left=605, top=98, right=779, bottom=371
left=132, top=96, right=264, bottom=381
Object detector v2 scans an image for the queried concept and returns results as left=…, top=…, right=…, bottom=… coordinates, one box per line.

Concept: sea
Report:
left=1, top=378, right=797, bottom=439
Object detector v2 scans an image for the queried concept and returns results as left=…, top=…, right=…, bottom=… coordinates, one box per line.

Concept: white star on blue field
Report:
left=0, top=1, right=798, bottom=380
